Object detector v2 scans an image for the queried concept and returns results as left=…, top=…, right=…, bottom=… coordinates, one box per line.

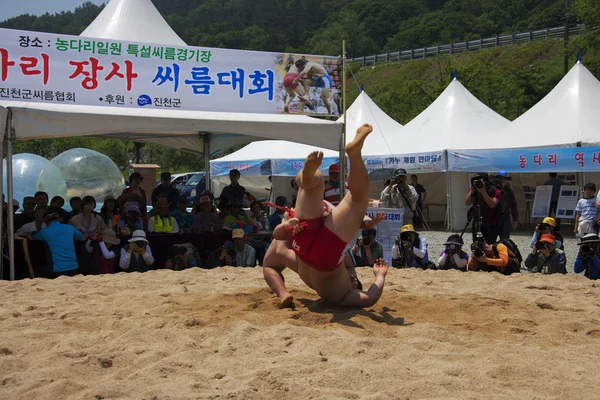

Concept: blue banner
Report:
left=363, top=152, right=445, bottom=173
left=271, top=157, right=340, bottom=177
left=210, top=159, right=271, bottom=177
left=449, top=147, right=600, bottom=172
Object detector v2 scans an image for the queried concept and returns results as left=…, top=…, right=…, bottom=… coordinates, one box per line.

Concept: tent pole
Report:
left=6, top=119, right=15, bottom=281
left=203, top=132, right=212, bottom=193
left=0, top=110, right=6, bottom=280
left=445, top=151, right=453, bottom=231
left=340, top=40, right=347, bottom=201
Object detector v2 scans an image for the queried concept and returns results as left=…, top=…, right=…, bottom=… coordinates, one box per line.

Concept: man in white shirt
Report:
left=232, top=229, right=256, bottom=267
left=380, top=168, right=419, bottom=225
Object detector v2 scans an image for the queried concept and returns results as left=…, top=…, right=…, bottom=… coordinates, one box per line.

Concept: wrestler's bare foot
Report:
left=345, top=123, right=373, bottom=156
left=299, top=151, right=323, bottom=189
left=279, top=292, right=294, bottom=308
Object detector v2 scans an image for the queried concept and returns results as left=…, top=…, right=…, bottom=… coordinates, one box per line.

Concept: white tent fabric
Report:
left=0, top=102, right=343, bottom=153
left=395, top=78, right=510, bottom=152
left=80, top=0, right=187, bottom=46
left=488, top=61, right=600, bottom=149
left=214, top=140, right=339, bottom=164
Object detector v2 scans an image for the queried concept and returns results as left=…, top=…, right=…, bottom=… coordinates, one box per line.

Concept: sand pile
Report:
left=1, top=267, right=599, bottom=399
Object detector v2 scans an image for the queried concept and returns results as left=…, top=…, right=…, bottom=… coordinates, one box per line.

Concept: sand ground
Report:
left=1, top=264, right=599, bottom=400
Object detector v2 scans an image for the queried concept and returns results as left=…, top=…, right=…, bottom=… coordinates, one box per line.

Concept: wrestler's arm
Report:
left=338, top=258, right=388, bottom=308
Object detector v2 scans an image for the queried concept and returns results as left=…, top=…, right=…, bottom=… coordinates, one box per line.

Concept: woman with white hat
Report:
left=119, top=230, right=154, bottom=272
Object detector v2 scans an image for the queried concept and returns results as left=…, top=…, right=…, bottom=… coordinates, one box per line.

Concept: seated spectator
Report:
left=193, top=195, right=222, bottom=232
left=249, top=200, right=269, bottom=231
left=148, top=197, right=179, bottom=233
left=85, top=229, right=120, bottom=274
left=524, top=234, right=567, bottom=274
left=392, top=224, right=430, bottom=269
left=31, top=211, right=86, bottom=278
left=165, top=244, right=199, bottom=270
left=205, top=242, right=236, bottom=268
left=100, top=195, right=118, bottom=228
left=116, top=202, right=144, bottom=235
left=34, top=191, right=49, bottom=207
left=47, top=196, right=70, bottom=223
left=574, top=182, right=598, bottom=237
left=574, top=233, right=600, bottom=280
left=169, top=198, right=194, bottom=233
left=530, top=217, right=563, bottom=250
left=268, top=196, right=288, bottom=231
left=198, top=190, right=216, bottom=211
left=119, top=230, right=154, bottom=272
left=438, top=234, right=468, bottom=271
left=244, top=191, right=255, bottom=208
left=121, top=172, right=147, bottom=216
left=15, top=196, right=36, bottom=230
left=69, top=195, right=107, bottom=235
left=68, top=196, right=82, bottom=220
left=16, top=205, right=47, bottom=236
left=232, top=229, right=256, bottom=267
left=468, top=240, right=520, bottom=275
left=351, top=228, right=384, bottom=266
left=224, top=198, right=257, bottom=234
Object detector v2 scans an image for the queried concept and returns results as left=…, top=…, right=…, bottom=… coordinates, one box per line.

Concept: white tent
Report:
left=487, top=61, right=600, bottom=149
left=80, top=0, right=187, bottom=46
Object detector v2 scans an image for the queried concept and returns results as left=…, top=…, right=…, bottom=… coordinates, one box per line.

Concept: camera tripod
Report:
left=460, top=203, right=484, bottom=248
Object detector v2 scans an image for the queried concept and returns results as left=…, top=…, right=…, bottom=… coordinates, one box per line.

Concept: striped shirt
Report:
left=576, top=197, right=598, bottom=221
left=324, top=181, right=348, bottom=205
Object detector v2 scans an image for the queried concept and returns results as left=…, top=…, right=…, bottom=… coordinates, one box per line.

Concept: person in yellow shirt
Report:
left=148, top=197, right=179, bottom=233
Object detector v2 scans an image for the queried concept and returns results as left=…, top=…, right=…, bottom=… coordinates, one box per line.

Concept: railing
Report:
left=349, top=25, right=587, bottom=67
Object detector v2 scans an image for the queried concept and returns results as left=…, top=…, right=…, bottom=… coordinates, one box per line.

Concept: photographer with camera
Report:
left=381, top=168, right=418, bottom=225
left=529, top=217, right=563, bottom=250
left=166, top=245, right=199, bottom=270
left=467, top=240, right=519, bottom=275
left=464, top=173, right=501, bottom=245
left=438, top=234, right=468, bottom=271
left=119, top=230, right=154, bottom=272
left=495, top=171, right=519, bottom=239
left=524, top=234, right=566, bottom=275
left=351, top=228, right=384, bottom=267
left=574, top=233, right=600, bottom=280
left=391, top=224, right=430, bottom=269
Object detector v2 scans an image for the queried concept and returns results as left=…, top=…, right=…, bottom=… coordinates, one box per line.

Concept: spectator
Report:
left=121, top=172, right=147, bottom=216
left=269, top=196, right=288, bottom=231
left=166, top=245, right=199, bottom=270
left=16, top=205, right=47, bottom=236
left=468, top=240, right=520, bottom=275
left=220, top=169, right=245, bottom=204
left=290, top=179, right=298, bottom=207
left=544, top=173, right=564, bottom=230
left=381, top=169, right=418, bottom=225
left=324, top=164, right=347, bottom=206
left=199, top=189, right=215, bottom=210
left=574, top=183, right=598, bottom=237
left=224, top=198, right=257, bottom=234
left=116, top=202, right=144, bottom=235
left=100, top=195, right=118, bottom=228
left=14, top=196, right=36, bottom=230
left=85, top=229, right=120, bottom=274
left=34, top=191, right=49, bottom=206
left=47, top=196, right=69, bottom=223
left=524, top=234, right=567, bottom=275
left=217, top=197, right=232, bottom=223
left=249, top=200, right=269, bottom=231
left=530, top=217, right=564, bottom=250
left=438, top=234, right=468, bottom=271
left=68, top=196, right=82, bottom=220
left=392, top=224, right=429, bottom=269
left=244, top=191, right=256, bottom=208
left=496, top=171, right=519, bottom=239
left=464, top=172, right=501, bottom=244
left=193, top=195, right=222, bottom=232
left=351, top=228, right=383, bottom=266
left=31, top=212, right=86, bottom=278
left=410, top=174, right=427, bottom=229
left=119, top=230, right=154, bottom=272
left=205, top=242, right=237, bottom=268
left=69, top=196, right=107, bottom=235
left=232, top=229, right=256, bottom=267
left=148, top=197, right=179, bottom=233
left=170, top=198, right=194, bottom=233
left=574, top=233, right=600, bottom=280
left=152, top=171, right=179, bottom=211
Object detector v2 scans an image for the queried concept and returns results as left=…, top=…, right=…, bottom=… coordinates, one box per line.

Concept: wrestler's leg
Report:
left=321, top=88, right=332, bottom=114
left=324, top=124, right=373, bottom=244
left=263, top=240, right=298, bottom=308
left=293, top=151, right=325, bottom=222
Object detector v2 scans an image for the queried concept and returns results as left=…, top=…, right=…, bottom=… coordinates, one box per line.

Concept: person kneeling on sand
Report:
left=468, top=240, right=520, bottom=275
left=265, top=124, right=389, bottom=308
left=119, top=230, right=155, bottom=273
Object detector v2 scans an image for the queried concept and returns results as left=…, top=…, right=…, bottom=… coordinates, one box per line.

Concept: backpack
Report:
left=492, top=239, right=522, bottom=274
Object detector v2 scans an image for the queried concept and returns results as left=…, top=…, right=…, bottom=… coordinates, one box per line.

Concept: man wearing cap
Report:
left=220, top=169, right=246, bottom=205
left=14, top=196, right=36, bottom=231
left=119, top=230, right=155, bottom=272
left=232, top=228, right=256, bottom=267
left=381, top=168, right=418, bottom=225
left=465, top=172, right=501, bottom=244
left=530, top=217, right=563, bottom=250
left=574, top=233, right=600, bottom=280
left=323, top=164, right=348, bottom=206
left=152, top=171, right=179, bottom=212
left=496, top=171, right=519, bottom=239
left=392, top=224, right=429, bottom=269
left=193, top=195, right=222, bottom=232
left=170, top=198, right=194, bottom=233
left=268, top=196, right=288, bottom=231
left=121, top=172, right=147, bottom=216
left=30, top=211, right=87, bottom=278
left=524, top=233, right=567, bottom=274
left=148, top=197, right=179, bottom=233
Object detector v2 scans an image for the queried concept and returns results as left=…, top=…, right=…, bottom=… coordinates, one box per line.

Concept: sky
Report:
left=0, top=0, right=106, bottom=22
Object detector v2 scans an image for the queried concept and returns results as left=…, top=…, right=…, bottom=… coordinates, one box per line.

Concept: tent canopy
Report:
left=490, top=61, right=600, bottom=149
left=80, top=0, right=187, bottom=46
left=0, top=102, right=343, bottom=155
left=395, top=78, right=510, bottom=153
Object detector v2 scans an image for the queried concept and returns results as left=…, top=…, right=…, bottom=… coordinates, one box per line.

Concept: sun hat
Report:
left=128, top=230, right=148, bottom=243
left=232, top=229, right=245, bottom=239
left=124, top=201, right=140, bottom=213
left=129, top=172, right=143, bottom=182
left=541, top=217, right=556, bottom=227
left=539, top=233, right=556, bottom=245
left=401, top=224, right=418, bottom=234
left=579, top=233, right=600, bottom=245
left=101, top=229, right=121, bottom=245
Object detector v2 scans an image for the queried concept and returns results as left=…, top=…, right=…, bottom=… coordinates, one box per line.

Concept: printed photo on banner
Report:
left=0, top=28, right=340, bottom=115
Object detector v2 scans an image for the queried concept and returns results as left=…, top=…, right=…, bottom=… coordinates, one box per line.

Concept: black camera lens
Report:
left=535, top=241, right=547, bottom=250
left=363, top=237, right=371, bottom=246
left=474, top=180, right=484, bottom=189
left=135, top=241, right=146, bottom=248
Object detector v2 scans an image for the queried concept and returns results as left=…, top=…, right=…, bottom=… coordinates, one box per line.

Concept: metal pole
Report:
left=340, top=40, right=347, bottom=201
left=564, top=0, right=570, bottom=75
left=203, top=132, right=212, bottom=192
left=0, top=111, right=5, bottom=280
left=6, top=122, right=15, bottom=281
left=445, top=152, right=453, bottom=231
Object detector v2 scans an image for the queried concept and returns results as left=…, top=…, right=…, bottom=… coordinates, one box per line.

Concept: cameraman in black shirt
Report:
left=574, top=233, right=600, bottom=280
left=464, top=173, right=502, bottom=245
